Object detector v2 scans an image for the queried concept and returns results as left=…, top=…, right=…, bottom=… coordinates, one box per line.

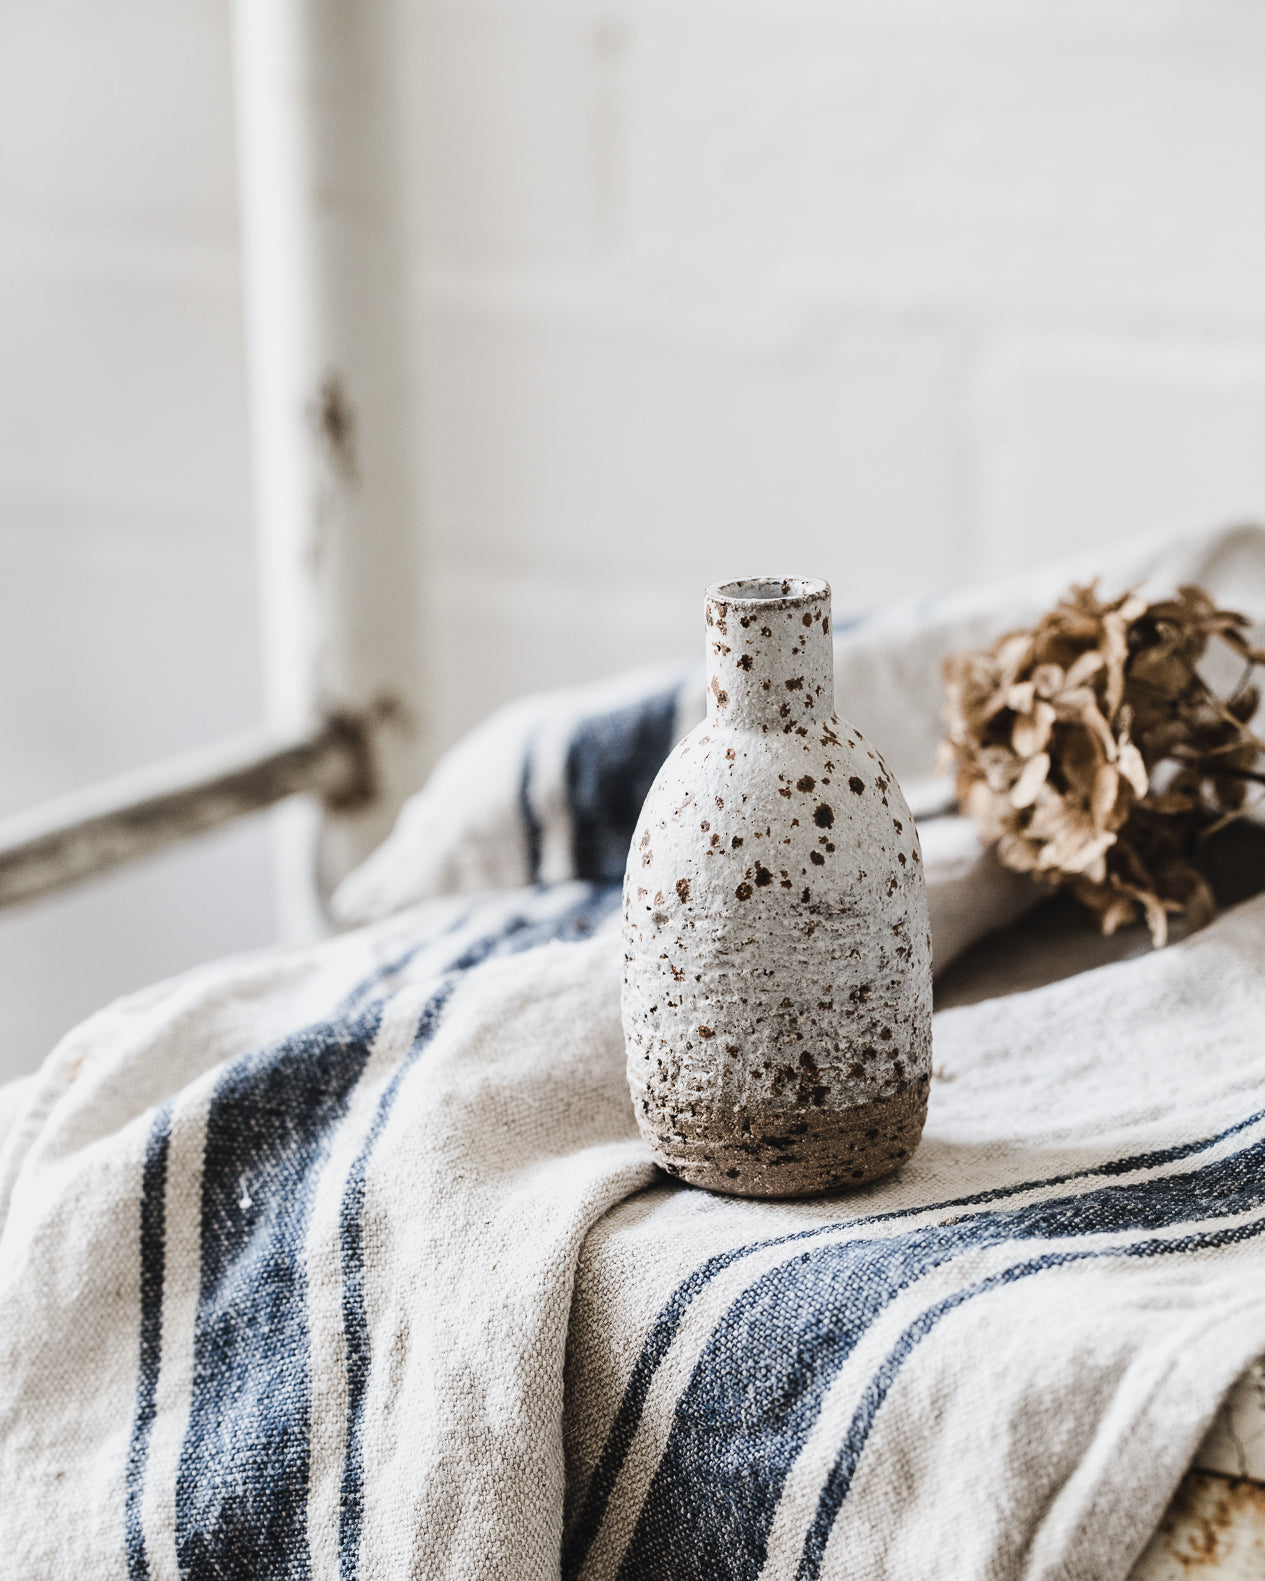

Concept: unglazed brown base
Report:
left=636, top=1078, right=930, bottom=1199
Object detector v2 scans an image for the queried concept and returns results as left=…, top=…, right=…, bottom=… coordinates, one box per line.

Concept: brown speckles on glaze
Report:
left=621, top=574, right=932, bottom=1199
left=676, top=878, right=691, bottom=903
left=849, top=776, right=865, bottom=795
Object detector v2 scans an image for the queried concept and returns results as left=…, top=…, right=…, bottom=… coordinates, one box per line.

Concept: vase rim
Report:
left=707, top=576, right=830, bottom=606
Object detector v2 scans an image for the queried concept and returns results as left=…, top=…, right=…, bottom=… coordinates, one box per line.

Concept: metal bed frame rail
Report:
left=2, top=0, right=426, bottom=928
left=0, top=712, right=376, bottom=911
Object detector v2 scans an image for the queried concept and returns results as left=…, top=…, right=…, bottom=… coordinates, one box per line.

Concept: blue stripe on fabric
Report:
left=124, top=896, right=501, bottom=1575
left=336, top=919, right=532, bottom=1576
left=614, top=1131, right=1265, bottom=1580
left=566, top=689, right=681, bottom=883
left=337, top=882, right=620, bottom=1579
left=175, top=999, right=386, bottom=1580
left=124, top=1101, right=173, bottom=1581
left=561, top=1103, right=1265, bottom=1578
left=796, top=1211, right=1265, bottom=1580
left=342, top=946, right=427, bottom=1014
left=174, top=888, right=612, bottom=1580
left=519, top=740, right=543, bottom=883
left=125, top=936, right=430, bottom=1575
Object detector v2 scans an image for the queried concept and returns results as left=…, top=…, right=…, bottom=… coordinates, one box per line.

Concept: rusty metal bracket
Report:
left=0, top=708, right=383, bottom=912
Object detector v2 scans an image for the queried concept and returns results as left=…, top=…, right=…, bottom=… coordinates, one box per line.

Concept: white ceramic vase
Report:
left=621, top=577, right=933, bottom=1197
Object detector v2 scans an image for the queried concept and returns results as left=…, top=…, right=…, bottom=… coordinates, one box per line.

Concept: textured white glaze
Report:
left=621, top=577, right=933, bottom=1197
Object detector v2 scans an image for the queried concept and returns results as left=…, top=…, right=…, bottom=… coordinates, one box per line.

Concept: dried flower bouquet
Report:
left=941, top=584, right=1265, bottom=945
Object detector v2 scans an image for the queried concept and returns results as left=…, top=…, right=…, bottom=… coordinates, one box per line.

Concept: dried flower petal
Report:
left=1065, top=650, right=1105, bottom=689
left=1098, top=895, right=1137, bottom=936
left=1139, top=891, right=1172, bottom=948
left=1118, top=738, right=1149, bottom=799
left=997, top=831, right=1041, bottom=871
left=1012, top=701, right=1056, bottom=756
left=1011, top=751, right=1050, bottom=809
left=1091, top=763, right=1120, bottom=829
left=1031, top=664, right=1065, bottom=698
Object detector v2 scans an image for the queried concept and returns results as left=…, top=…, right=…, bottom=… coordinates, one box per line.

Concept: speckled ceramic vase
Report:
left=621, top=577, right=933, bottom=1198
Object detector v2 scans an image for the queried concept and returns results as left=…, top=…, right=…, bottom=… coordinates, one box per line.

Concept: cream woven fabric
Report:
left=3, top=523, right=1265, bottom=1580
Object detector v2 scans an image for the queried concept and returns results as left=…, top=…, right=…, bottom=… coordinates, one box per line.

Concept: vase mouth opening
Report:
left=708, top=576, right=830, bottom=606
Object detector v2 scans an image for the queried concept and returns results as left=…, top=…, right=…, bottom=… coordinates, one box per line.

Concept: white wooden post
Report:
left=231, top=0, right=427, bottom=938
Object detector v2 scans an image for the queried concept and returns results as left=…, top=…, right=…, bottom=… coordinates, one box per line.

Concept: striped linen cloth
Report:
left=2, top=523, right=1265, bottom=1579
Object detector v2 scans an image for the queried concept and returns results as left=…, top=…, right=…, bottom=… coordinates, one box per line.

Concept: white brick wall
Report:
left=978, top=335, right=1265, bottom=568
left=4, top=0, right=1265, bottom=1075
left=0, top=0, right=270, bottom=1079
left=405, top=0, right=1265, bottom=750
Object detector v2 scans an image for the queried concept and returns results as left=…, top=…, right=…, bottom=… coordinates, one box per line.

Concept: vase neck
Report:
left=704, top=577, right=834, bottom=733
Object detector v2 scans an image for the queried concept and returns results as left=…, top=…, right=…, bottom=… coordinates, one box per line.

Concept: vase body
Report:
left=621, top=577, right=933, bottom=1198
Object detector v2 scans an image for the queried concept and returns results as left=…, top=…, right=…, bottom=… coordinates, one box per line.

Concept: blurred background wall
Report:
left=0, top=0, right=268, bottom=1076
left=3, top=0, right=1265, bottom=1077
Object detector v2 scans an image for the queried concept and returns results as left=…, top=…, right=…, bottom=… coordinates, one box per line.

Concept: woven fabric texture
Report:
left=3, top=522, right=1265, bottom=1580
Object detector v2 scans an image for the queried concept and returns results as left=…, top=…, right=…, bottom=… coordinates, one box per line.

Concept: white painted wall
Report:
left=0, top=0, right=270, bottom=1079
left=406, top=0, right=1265, bottom=751
left=3, top=0, right=1265, bottom=1078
